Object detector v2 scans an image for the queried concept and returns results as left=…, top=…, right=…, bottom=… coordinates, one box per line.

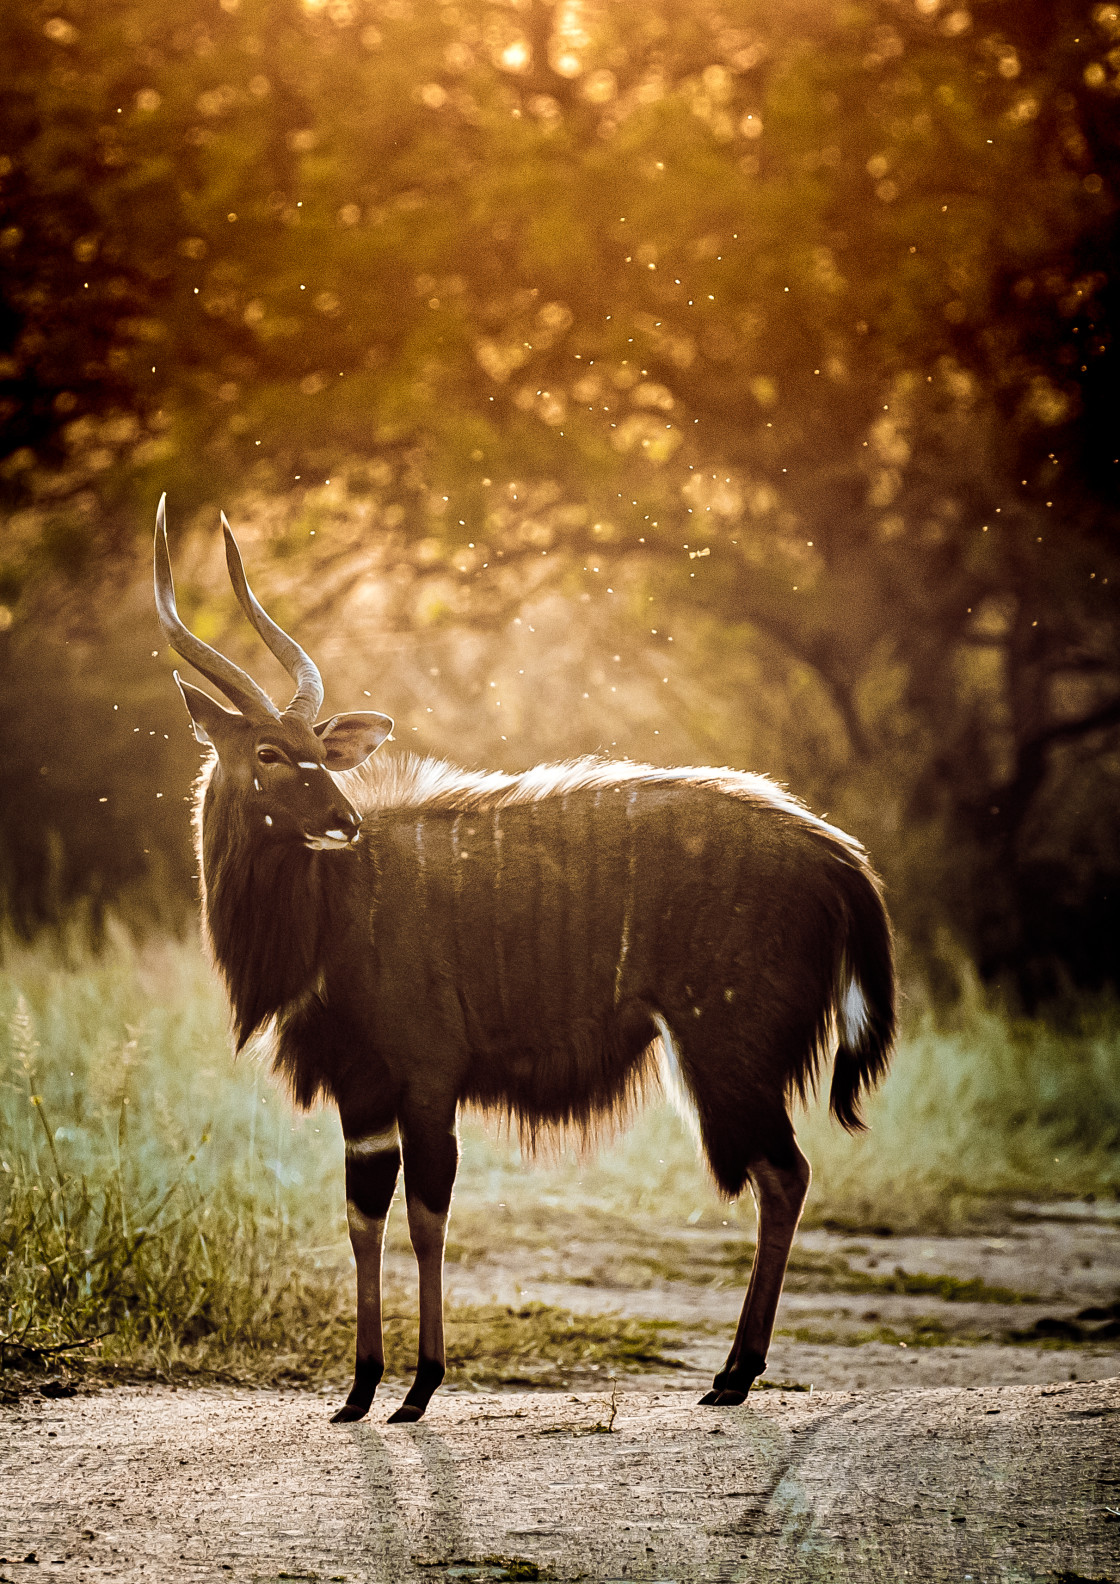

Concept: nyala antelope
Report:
left=154, top=494, right=895, bottom=1425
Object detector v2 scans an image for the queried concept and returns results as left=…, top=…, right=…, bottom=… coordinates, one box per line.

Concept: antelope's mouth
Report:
left=305, top=828, right=361, bottom=851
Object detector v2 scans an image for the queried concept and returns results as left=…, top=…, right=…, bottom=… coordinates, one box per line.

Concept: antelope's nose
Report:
left=324, top=802, right=362, bottom=846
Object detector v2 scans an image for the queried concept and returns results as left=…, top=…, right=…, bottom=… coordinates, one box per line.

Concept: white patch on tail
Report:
left=839, top=977, right=870, bottom=1049
left=652, top=1012, right=702, bottom=1149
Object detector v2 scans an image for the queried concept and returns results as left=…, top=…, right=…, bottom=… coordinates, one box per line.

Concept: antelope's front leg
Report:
left=386, top=1109, right=459, bottom=1425
left=331, top=1123, right=401, bottom=1424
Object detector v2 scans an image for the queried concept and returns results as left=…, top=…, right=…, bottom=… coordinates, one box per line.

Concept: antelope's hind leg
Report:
left=331, top=1123, right=401, bottom=1424
left=701, top=1131, right=811, bottom=1407
left=386, top=1107, right=458, bottom=1425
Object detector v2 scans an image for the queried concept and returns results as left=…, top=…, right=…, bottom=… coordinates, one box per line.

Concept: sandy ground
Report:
left=435, top=1199, right=1120, bottom=1392
left=2, top=1379, right=1119, bottom=1583
left=3, top=1204, right=1119, bottom=1582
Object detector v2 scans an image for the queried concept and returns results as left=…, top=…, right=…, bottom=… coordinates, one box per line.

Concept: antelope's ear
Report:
left=175, top=673, right=240, bottom=748
left=314, top=711, right=393, bottom=770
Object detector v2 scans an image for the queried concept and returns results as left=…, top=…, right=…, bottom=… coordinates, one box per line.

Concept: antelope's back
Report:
left=349, top=758, right=862, bottom=1062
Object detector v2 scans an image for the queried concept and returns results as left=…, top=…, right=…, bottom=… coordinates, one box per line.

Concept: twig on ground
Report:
left=591, top=1386, right=619, bottom=1434
left=0, top=1331, right=111, bottom=1369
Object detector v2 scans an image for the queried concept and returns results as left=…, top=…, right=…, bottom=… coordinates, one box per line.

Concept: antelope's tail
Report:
left=829, top=854, right=896, bottom=1133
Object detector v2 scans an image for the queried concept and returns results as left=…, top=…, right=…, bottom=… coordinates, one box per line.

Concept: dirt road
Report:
left=3, top=1377, right=1118, bottom=1583
left=3, top=1204, right=1119, bottom=1581
left=435, top=1202, right=1120, bottom=1394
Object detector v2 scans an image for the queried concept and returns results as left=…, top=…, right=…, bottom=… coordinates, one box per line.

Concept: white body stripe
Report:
left=491, top=808, right=509, bottom=1026
left=613, top=787, right=639, bottom=1006
left=345, top=1125, right=400, bottom=1158
left=613, top=913, right=631, bottom=1007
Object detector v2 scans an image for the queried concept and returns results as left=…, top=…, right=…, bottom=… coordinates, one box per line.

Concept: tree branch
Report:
left=979, top=693, right=1120, bottom=845
left=291, top=530, right=882, bottom=762
left=1029, top=693, right=1120, bottom=752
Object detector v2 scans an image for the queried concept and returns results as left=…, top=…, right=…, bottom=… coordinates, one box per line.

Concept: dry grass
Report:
left=1, top=928, right=1117, bottom=1387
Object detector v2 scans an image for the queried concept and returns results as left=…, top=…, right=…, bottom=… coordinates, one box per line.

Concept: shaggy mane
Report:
left=338, top=751, right=865, bottom=857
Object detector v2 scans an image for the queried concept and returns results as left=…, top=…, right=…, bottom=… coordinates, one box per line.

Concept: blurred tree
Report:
left=1, top=0, right=1117, bottom=997
left=0, top=601, right=197, bottom=933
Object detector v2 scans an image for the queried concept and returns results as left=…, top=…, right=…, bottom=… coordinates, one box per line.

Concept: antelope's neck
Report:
left=199, top=776, right=326, bottom=1045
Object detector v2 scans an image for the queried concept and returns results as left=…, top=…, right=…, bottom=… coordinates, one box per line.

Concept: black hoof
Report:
left=386, top=1402, right=425, bottom=1425
left=330, top=1357, right=382, bottom=1423
left=330, top=1402, right=371, bottom=1424
left=705, top=1349, right=766, bottom=1403
left=385, top=1356, right=444, bottom=1425
left=384, top=1357, right=443, bottom=1424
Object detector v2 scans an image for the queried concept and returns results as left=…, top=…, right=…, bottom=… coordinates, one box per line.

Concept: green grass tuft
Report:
left=795, top=979, right=1120, bottom=1230
left=2, top=927, right=1118, bottom=1384
left=0, top=930, right=687, bottom=1387
left=432, top=1303, right=684, bottom=1386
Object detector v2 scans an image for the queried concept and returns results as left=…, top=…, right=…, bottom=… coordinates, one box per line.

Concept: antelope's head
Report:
left=154, top=494, right=391, bottom=851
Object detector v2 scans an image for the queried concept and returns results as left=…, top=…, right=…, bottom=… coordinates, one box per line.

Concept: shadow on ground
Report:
left=1, top=1379, right=1118, bottom=1583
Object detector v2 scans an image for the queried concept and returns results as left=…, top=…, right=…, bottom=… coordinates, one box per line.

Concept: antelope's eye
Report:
left=257, top=746, right=283, bottom=765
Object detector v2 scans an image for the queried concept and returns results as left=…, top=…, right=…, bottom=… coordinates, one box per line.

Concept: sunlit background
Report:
left=1, top=0, right=1119, bottom=1384
left=1, top=0, right=1117, bottom=997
